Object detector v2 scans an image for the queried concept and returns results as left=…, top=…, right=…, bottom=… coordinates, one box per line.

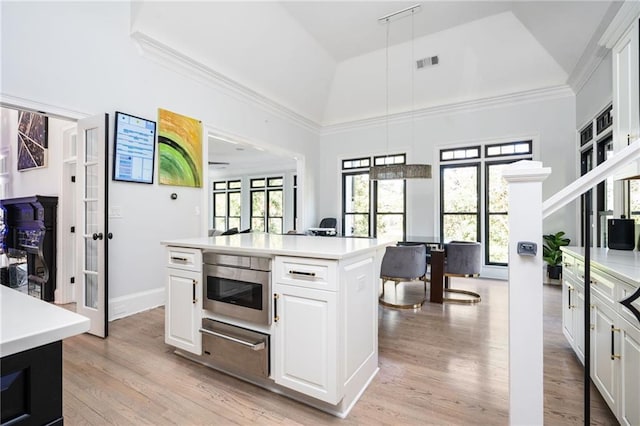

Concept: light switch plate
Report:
left=517, top=241, right=537, bottom=256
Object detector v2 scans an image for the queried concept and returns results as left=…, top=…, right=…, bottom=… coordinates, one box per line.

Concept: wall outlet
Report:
left=109, top=206, right=123, bottom=218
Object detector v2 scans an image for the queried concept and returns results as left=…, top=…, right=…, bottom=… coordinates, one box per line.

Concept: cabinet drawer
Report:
left=590, top=268, right=616, bottom=304
left=167, top=247, right=202, bottom=272
left=275, top=256, right=337, bottom=291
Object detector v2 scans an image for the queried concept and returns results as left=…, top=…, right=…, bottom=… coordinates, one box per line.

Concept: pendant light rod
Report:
left=378, top=4, right=421, bottom=23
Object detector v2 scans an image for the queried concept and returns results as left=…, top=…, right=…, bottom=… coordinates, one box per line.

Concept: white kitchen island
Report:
left=1, top=285, right=89, bottom=424
left=162, top=233, right=392, bottom=418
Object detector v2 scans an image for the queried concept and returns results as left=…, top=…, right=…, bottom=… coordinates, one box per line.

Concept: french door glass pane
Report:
left=84, top=272, right=98, bottom=309
left=252, top=218, right=265, bottom=232
left=268, top=190, right=283, bottom=217
left=85, top=128, right=98, bottom=162
left=214, top=193, right=226, bottom=216
left=442, top=214, right=477, bottom=242
left=229, top=192, right=241, bottom=216
left=344, top=174, right=369, bottom=213
left=344, top=213, right=368, bottom=237
left=229, top=217, right=241, bottom=230
left=214, top=217, right=226, bottom=230
left=487, top=163, right=508, bottom=212
left=85, top=164, right=98, bottom=199
left=85, top=239, right=97, bottom=272
left=376, top=180, right=404, bottom=213
left=85, top=200, right=98, bottom=234
left=252, top=192, right=265, bottom=216
left=376, top=214, right=403, bottom=241
left=268, top=218, right=282, bottom=234
left=488, top=214, right=509, bottom=264
left=442, top=166, right=478, bottom=213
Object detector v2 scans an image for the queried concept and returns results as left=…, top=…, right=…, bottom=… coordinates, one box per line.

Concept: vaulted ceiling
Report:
left=132, top=1, right=621, bottom=128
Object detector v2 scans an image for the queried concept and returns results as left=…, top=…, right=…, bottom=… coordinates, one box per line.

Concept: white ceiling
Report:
left=132, top=1, right=623, bottom=168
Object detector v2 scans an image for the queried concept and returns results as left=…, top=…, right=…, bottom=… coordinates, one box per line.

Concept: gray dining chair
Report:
left=379, top=245, right=428, bottom=309
left=443, top=241, right=482, bottom=304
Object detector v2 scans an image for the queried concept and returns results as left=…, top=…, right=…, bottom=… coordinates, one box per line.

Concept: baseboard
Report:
left=109, top=287, right=164, bottom=321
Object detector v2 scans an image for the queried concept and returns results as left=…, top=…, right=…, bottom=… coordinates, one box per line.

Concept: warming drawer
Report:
left=199, top=319, right=269, bottom=378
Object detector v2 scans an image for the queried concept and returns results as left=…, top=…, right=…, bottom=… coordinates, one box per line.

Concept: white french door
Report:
left=75, top=114, right=109, bottom=337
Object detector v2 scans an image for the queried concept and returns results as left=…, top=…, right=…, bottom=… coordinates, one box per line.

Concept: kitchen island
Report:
left=1, top=285, right=90, bottom=424
left=162, top=233, right=392, bottom=418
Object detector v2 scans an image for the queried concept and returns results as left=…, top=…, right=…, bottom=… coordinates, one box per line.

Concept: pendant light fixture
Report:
left=370, top=4, right=431, bottom=181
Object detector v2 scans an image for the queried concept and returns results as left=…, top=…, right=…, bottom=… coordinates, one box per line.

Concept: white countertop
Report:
left=1, top=286, right=90, bottom=357
left=562, top=246, right=640, bottom=287
left=162, top=233, right=394, bottom=260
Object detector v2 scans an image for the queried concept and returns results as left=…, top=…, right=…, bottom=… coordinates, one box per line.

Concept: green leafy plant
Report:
left=543, top=231, right=571, bottom=266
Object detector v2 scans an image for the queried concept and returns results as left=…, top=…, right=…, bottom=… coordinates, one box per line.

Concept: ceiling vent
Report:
left=416, top=56, right=439, bottom=69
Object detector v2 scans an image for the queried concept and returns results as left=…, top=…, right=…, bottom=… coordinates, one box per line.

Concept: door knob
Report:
left=107, top=232, right=113, bottom=240
left=92, top=232, right=104, bottom=240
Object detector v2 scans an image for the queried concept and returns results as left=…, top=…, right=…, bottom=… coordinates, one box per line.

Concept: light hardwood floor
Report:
left=61, top=279, right=618, bottom=425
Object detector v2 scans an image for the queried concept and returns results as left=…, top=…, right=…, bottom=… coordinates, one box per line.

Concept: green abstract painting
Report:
left=158, top=108, right=202, bottom=187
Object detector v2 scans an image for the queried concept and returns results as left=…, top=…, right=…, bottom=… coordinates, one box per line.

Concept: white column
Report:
left=502, top=160, right=551, bottom=425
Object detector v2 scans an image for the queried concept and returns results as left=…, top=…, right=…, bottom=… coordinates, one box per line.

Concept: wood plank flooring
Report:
left=61, top=279, right=618, bottom=425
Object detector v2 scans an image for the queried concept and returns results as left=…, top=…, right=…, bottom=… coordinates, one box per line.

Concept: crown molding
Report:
left=599, top=1, right=640, bottom=49
left=320, top=85, right=575, bottom=136
left=130, top=31, right=321, bottom=135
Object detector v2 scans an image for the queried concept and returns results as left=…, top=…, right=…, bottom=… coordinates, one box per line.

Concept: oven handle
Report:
left=199, top=328, right=265, bottom=351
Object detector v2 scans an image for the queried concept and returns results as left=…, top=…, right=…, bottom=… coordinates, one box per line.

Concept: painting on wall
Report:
left=17, top=111, right=48, bottom=171
left=157, top=108, right=203, bottom=187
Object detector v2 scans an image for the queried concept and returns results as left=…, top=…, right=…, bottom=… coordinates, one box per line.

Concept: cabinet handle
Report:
left=274, top=293, right=279, bottom=322
left=568, top=286, right=572, bottom=309
left=610, top=325, right=621, bottom=360
left=590, top=279, right=598, bottom=285
left=171, top=256, right=188, bottom=263
left=289, top=270, right=316, bottom=277
left=199, top=328, right=265, bottom=351
left=192, top=279, right=197, bottom=304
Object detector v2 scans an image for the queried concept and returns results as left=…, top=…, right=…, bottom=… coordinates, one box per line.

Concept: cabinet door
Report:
left=165, top=269, right=202, bottom=355
left=591, top=297, right=618, bottom=411
left=273, top=283, right=339, bottom=404
left=619, top=319, right=640, bottom=426
left=613, top=18, right=639, bottom=154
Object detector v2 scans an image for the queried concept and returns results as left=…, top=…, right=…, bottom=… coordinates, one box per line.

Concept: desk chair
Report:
left=443, top=241, right=482, bottom=304
left=379, top=245, right=428, bottom=309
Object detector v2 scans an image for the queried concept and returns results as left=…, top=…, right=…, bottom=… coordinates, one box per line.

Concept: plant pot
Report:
left=547, top=265, right=562, bottom=280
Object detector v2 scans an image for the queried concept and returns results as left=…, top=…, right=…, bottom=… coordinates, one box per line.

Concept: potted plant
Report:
left=543, top=231, right=571, bottom=280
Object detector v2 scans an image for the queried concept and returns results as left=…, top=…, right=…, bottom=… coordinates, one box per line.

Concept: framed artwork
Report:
left=157, top=108, right=203, bottom=187
left=17, top=111, right=48, bottom=171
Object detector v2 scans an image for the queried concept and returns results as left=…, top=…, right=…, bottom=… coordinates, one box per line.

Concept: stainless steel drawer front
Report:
left=199, top=319, right=269, bottom=378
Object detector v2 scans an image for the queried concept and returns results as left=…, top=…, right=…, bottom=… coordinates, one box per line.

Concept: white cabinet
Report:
left=272, top=253, right=378, bottom=407
left=273, top=282, right=339, bottom=403
left=562, top=255, right=585, bottom=362
left=591, top=294, right=618, bottom=408
left=563, top=249, right=640, bottom=425
left=619, top=317, right=640, bottom=426
left=165, top=247, right=202, bottom=355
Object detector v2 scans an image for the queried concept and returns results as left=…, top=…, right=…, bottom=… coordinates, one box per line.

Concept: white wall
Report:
left=0, top=108, right=69, bottom=199
left=318, top=89, right=578, bottom=248
left=576, top=51, right=613, bottom=128
left=1, top=2, right=319, bottom=317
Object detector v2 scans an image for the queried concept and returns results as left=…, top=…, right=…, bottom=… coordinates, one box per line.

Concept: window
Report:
left=251, top=177, right=283, bottom=234
left=342, top=155, right=406, bottom=239
left=212, top=180, right=241, bottom=231
left=440, top=140, right=532, bottom=266
left=630, top=181, right=640, bottom=224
